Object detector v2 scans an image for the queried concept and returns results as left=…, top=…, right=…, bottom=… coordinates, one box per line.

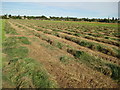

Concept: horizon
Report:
left=1, top=14, right=118, bottom=19
left=2, top=2, right=118, bottom=19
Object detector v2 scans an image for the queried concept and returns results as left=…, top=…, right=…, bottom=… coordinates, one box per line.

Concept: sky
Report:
left=1, top=0, right=120, bottom=2
left=1, top=2, right=119, bottom=18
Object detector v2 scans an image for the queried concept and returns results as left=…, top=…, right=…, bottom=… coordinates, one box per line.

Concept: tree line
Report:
left=0, top=14, right=118, bottom=23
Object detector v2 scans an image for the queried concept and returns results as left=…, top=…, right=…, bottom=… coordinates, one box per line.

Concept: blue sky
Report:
left=2, top=2, right=118, bottom=18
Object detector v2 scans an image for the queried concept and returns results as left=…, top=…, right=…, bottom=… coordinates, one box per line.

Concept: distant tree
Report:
left=112, top=17, right=114, bottom=21
left=40, top=15, right=48, bottom=20
left=2, top=14, right=7, bottom=19
left=8, top=14, right=12, bottom=18
left=24, top=15, right=26, bottom=19
left=1, top=14, right=118, bottom=23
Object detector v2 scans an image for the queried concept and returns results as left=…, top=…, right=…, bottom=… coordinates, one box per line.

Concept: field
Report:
left=2, top=19, right=120, bottom=88
left=0, top=20, right=2, bottom=89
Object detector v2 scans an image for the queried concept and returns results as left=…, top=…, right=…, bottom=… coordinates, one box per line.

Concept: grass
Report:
left=3, top=37, right=58, bottom=88
left=2, top=37, right=18, bottom=48
left=5, top=21, right=18, bottom=35
left=112, top=32, right=120, bottom=37
left=106, top=63, right=120, bottom=82
left=3, top=57, right=58, bottom=88
left=59, top=56, right=73, bottom=64
left=84, top=35, right=120, bottom=47
left=67, top=49, right=120, bottom=82
left=2, top=20, right=5, bottom=41
left=3, top=36, right=31, bottom=49
left=110, top=37, right=120, bottom=41
left=74, top=33, right=81, bottom=37
left=33, top=30, right=119, bottom=61
left=0, top=20, right=2, bottom=89
left=55, top=42, right=64, bottom=49
left=62, top=34, right=118, bottom=57
left=17, top=37, right=31, bottom=45
left=4, top=46, right=28, bottom=59
left=2, top=23, right=58, bottom=88
left=33, top=28, right=119, bottom=58
left=31, top=31, right=120, bottom=82
left=37, top=20, right=118, bottom=27
left=8, top=19, right=120, bottom=85
left=40, top=43, right=55, bottom=50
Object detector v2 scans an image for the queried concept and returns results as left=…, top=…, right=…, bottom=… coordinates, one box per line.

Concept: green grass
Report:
left=4, top=46, right=28, bottom=59
left=106, top=63, right=120, bottom=82
left=32, top=31, right=120, bottom=82
left=77, top=22, right=118, bottom=27
left=40, top=43, right=55, bottom=50
left=24, top=21, right=119, bottom=58
left=67, top=49, right=120, bottom=82
left=40, top=20, right=118, bottom=27
left=2, top=37, right=58, bottom=88
left=1, top=20, right=5, bottom=41
left=17, top=37, right=31, bottom=45
left=110, top=37, right=120, bottom=41
left=2, top=22, right=58, bottom=88
left=55, top=42, right=64, bottom=49
left=74, top=33, right=81, bottom=36
left=34, top=28, right=119, bottom=58
left=5, top=21, right=18, bottom=35
left=59, top=56, right=73, bottom=64
left=0, top=20, right=2, bottom=89
left=112, top=32, right=120, bottom=37
left=3, top=57, right=58, bottom=88
left=2, top=37, right=29, bottom=60
left=2, top=37, right=18, bottom=48
left=8, top=20, right=120, bottom=84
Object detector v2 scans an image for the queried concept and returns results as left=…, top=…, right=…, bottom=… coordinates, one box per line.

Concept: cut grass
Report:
left=3, top=57, right=58, bottom=88
left=5, top=21, right=18, bottom=35
left=13, top=21, right=119, bottom=58
left=3, top=40, right=58, bottom=88
left=40, top=43, right=55, bottom=50
left=16, top=37, right=31, bottom=45
left=3, top=46, right=28, bottom=59
left=30, top=23, right=120, bottom=47
left=0, top=20, right=2, bottom=89
left=32, top=31, right=120, bottom=83
left=106, top=63, right=120, bottom=82
left=2, top=27, right=58, bottom=88
left=3, top=36, right=31, bottom=49
left=8, top=20, right=120, bottom=84
left=59, top=56, right=73, bottom=64
left=26, top=20, right=118, bottom=27
left=32, top=27, right=119, bottom=58
left=55, top=42, right=64, bottom=49
left=2, top=20, right=5, bottom=41
left=67, top=49, right=120, bottom=83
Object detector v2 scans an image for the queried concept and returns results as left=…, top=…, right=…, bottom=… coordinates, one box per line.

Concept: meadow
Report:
left=2, top=19, right=120, bottom=88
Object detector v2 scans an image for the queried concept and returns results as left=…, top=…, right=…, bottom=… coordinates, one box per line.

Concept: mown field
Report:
left=2, top=19, right=120, bottom=88
left=0, top=20, right=2, bottom=89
